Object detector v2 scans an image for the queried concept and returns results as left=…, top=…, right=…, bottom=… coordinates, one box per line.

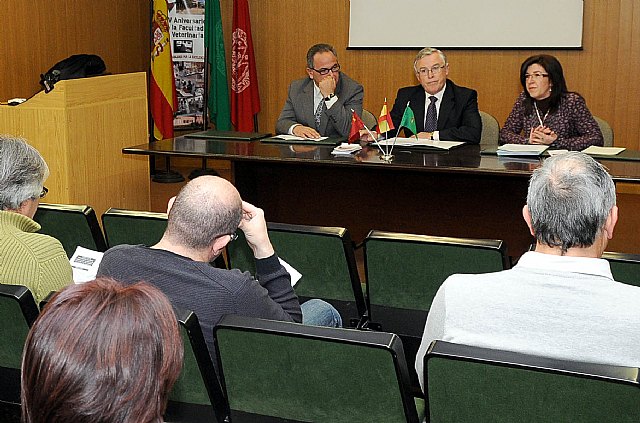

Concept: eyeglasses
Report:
left=525, top=73, right=549, bottom=80
left=228, top=232, right=238, bottom=242
left=417, top=64, right=446, bottom=76
left=310, top=63, right=340, bottom=75
left=39, top=186, right=48, bottom=199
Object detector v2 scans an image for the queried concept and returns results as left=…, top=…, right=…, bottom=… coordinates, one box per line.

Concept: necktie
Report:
left=314, top=100, right=325, bottom=131
left=425, top=96, right=438, bottom=132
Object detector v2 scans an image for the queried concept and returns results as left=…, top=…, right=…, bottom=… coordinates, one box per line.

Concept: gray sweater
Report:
left=97, top=244, right=302, bottom=360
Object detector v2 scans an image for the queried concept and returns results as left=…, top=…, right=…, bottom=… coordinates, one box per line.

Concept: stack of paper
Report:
left=332, top=143, right=362, bottom=155
left=497, top=144, right=548, bottom=156
left=582, top=146, right=626, bottom=155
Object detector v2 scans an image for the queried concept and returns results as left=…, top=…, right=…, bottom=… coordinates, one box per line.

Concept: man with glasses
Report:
left=276, top=43, right=364, bottom=138
left=98, top=176, right=341, bottom=361
left=0, top=136, right=72, bottom=303
left=389, top=47, right=482, bottom=143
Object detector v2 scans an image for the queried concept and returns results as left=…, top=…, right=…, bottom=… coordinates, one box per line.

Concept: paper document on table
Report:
left=274, top=134, right=329, bottom=141
left=497, top=144, right=548, bottom=156
left=70, top=246, right=104, bottom=283
left=279, top=258, right=302, bottom=287
left=547, top=149, right=569, bottom=156
left=376, top=138, right=465, bottom=150
left=582, top=146, right=626, bottom=155
left=332, top=143, right=362, bottom=155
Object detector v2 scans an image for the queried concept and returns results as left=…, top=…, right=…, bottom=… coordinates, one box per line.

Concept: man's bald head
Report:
left=164, top=176, right=243, bottom=249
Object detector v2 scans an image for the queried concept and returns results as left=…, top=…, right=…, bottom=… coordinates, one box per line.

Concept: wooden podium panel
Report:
left=0, top=73, right=150, bottom=217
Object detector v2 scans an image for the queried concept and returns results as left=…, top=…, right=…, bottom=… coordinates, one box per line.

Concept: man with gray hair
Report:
left=415, top=152, right=640, bottom=391
left=389, top=47, right=481, bottom=143
left=0, top=135, right=72, bottom=303
left=276, top=43, right=364, bottom=138
left=97, top=175, right=341, bottom=360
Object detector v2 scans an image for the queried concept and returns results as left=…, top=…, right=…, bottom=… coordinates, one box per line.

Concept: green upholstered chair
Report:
left=363, top=230, right=509, bottom=390
left=165, top=308, right=229, bottom=423
left=424, top=340, right=640, bottom=422
left=479, top=110, right=500, bottom=148
left=34, top=203, right=106, bottom=257
left=227, top=223, right=367, bottom=326
left=101, top=208, right=168, bottom=248
left=603, top=251, right=640, bottom=287
left=0, top=284, right=39, bottom=418
left=594, top=116, right=614, bottom=147
left=214, top=314, right=424, bottom=423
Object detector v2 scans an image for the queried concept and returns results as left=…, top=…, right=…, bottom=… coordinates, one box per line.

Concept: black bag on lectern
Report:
left=40, top=54, right=106, bottom=93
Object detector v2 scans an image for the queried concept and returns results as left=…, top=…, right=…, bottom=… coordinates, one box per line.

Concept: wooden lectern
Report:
left=0, top=72, right=150, bottom=217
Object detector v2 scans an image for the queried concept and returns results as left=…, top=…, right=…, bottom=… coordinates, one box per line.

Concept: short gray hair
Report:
left=527, top=152, right=616, bottom=253
left=413, top=47, right=447, bottom=73
left=165, top=178, right=242, bottom=249
left=0, top=135, right=49, bottom=210
left=306, top=43, right=338, bottom=69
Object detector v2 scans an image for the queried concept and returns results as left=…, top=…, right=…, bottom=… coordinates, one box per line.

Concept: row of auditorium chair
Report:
left=32, top=204, right=640, bottom=386
left=4, top=202, right=636, bottom=421
left=2, top=281, right=640, bottom=422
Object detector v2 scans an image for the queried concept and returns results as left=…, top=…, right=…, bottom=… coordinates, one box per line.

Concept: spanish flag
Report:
left=377, top=99, right=395, bottom=134
left=150, top=0, right=177, bottom=140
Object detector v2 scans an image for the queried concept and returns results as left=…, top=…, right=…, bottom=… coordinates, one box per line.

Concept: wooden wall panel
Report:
left=3, top=1, right=638, bottom=148
left=0, top=0, right=149, bottom=101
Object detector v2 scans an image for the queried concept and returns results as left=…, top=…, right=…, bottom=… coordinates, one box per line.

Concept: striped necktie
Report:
left=314, top=100, right=324, bottom=131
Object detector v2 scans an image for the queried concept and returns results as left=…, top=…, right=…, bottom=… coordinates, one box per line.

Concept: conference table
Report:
left=123, top=137, right=640, bottom=258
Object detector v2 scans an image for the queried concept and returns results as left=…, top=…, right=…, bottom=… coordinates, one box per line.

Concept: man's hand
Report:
left=318, top=76, right=336, bottom=98
left=293, top=125, right=321, bottom=139
left=238, top=201, right=275, bottom=259
left=416, top=132, right=433, bottom=139
left=359, top=129, right=379, bottom=142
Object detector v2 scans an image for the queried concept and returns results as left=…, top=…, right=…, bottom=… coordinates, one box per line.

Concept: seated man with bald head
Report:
left=97, top=176, right=340, bottom=359
left=415, top=152, right=640, bottom=392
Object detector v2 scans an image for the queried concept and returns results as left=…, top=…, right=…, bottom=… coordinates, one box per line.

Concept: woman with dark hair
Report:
left=21, top=278, right=183, bottom=423
left=499, top=54, right=603, bottom=150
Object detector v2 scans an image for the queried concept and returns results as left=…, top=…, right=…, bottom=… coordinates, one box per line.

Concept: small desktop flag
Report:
left=377, top=99, right=395, bottom=134
left=399, top=103, right=417, bottom=135
left=348, top=110, right=366, bottom=143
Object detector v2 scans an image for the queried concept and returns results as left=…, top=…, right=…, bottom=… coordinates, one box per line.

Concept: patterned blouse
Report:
left=499, top=92, right=603, bottom=150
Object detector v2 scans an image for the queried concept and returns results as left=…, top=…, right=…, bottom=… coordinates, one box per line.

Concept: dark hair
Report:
left=21, top=278, right=183, bottom=423
left=519, top=54, right=568, bottom=114
left=306, top=43, right=338, bottom=69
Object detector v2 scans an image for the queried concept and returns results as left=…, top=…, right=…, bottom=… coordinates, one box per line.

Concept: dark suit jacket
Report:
left=276, top=73, right=364, bottom=137
left=389, top=80, right=481, bottom=143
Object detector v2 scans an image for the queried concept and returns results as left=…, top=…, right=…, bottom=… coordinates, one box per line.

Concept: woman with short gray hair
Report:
left=0, top=135, right=72, bottom=303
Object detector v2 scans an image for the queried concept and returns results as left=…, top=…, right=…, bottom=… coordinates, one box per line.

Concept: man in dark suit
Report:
left=389, top=47, right=481, bottom=143
left=276, top=43, right=364, bottom=138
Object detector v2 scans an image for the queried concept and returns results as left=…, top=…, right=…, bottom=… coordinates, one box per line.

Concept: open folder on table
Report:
left=261, top=135, right=345, bottom=146
left=496, top=144, right=548, bottom=156
left=375, top=138, right=465, bottom=151
left=185, top=130, right=271, bottom=141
